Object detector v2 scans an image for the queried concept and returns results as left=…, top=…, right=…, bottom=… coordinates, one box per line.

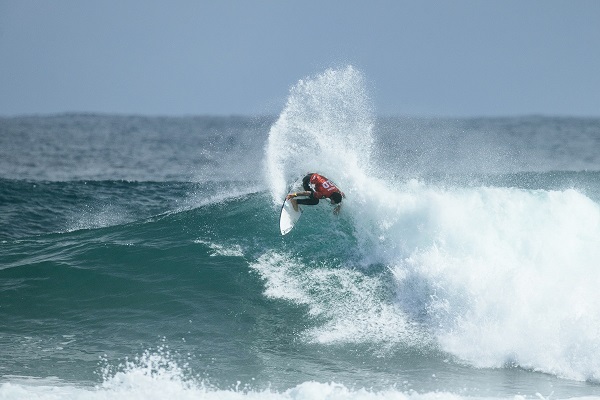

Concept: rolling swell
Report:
left=1, top=184, right=272, bottom=383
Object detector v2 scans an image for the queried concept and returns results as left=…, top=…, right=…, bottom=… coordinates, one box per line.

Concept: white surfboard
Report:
left=279, top=197, right=302, bottom=235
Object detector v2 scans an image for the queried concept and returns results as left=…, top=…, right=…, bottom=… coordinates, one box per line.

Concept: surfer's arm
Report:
left=333, top=203, right=342, bottom=215
left=286, top=191, right=311, bottom=200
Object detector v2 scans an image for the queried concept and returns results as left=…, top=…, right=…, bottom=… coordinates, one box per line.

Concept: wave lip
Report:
left=265, top=66, right=374, bottom=204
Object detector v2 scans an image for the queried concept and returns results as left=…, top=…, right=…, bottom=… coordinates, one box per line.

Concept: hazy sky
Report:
left=1, top=1, right=599, bottom=117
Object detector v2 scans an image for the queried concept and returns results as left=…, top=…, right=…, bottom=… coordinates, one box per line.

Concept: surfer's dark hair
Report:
left=330, top=192, right=342, bottom=204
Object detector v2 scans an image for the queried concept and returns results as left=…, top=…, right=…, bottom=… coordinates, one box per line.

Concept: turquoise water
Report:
left=2, top=67, right=600, bottom=399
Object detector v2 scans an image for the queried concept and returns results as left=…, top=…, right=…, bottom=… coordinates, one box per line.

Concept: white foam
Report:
left=2, top=348, right=599, bottom=399
left=347, top=180, right=600, bottom=382
left=394, top=186, right=600, bottom=382
left=0, top=379, right=502, bottom=400
left=262, top=66, right=600, bottom=382
left=250, top=251, right=424, bottom=348
left=2, top=360, right=571, bottom=400
left=0, top=348, right=439, bottom=400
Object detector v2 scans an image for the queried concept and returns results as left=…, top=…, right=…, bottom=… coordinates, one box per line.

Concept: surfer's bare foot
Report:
left=291, top=199, right=298, bottom=212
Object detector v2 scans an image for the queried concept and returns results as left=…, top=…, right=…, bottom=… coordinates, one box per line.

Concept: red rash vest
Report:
left=309, top=174, right=341, bottom=199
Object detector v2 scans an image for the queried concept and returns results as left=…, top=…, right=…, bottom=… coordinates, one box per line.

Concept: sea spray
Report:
left=262, top=67, right=600, bottom=383
left=265, top=66, right=374, bottom=204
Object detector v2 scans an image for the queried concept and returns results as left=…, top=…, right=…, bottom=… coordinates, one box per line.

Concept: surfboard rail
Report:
left=279, top=197, right=302, bottom=235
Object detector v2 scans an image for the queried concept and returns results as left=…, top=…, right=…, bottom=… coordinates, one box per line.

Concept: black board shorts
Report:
left=296, top=174, right=319, bottom=205
left=296, top=193, right=319, bottom=205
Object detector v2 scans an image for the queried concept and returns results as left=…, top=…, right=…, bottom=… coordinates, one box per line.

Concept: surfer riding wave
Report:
left=286, top=173, right=345, bottom=215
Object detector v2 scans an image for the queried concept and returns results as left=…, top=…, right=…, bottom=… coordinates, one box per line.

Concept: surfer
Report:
left=286, top=173, right=345, bottom=214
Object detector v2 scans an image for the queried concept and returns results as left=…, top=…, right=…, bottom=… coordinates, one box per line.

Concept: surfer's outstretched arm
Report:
left=286, top=191, right=311, bottom=200
left=286, top=191, right=313, bottom=212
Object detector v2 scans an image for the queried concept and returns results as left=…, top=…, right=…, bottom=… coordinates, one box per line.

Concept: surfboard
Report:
left=279, top=197, right=302, bottom=235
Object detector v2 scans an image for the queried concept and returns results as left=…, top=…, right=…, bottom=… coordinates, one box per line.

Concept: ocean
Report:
left=1, top=67, right=600, bottom=399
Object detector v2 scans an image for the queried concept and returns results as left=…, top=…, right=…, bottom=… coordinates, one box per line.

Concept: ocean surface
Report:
left=2, top=67, right=600, bottom=399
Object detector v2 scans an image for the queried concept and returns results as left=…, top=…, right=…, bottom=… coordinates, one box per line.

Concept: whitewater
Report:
left=1, top=66, right=600, bottom=399
left=264, top=66, right=600, bottom=382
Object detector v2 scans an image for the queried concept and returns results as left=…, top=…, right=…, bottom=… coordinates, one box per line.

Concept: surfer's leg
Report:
left=295, top=192, right=318, bottom=211
left=296, top=197, right=319, bottom=206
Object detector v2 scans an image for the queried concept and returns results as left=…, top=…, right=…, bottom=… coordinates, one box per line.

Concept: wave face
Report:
left=2, top=68, right=600, bottom=399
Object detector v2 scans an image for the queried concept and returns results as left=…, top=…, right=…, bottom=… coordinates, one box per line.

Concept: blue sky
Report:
left=1, top=0, right=599, bottom=117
